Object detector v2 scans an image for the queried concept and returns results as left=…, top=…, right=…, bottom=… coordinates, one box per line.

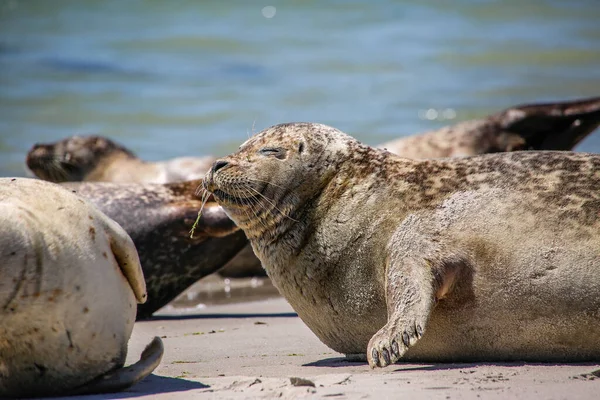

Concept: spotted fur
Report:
left=204, top=122, right=600, bottom=367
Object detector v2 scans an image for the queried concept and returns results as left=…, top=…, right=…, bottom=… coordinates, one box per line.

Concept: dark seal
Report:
left=380, top=96, right=600, bottom=158
left=62, top=179, right=247, bottom=319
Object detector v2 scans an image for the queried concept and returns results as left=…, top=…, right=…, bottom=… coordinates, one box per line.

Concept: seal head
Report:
left=26, top=135, right=135, bottom=182
left=204, top=122, right=355, bottom=242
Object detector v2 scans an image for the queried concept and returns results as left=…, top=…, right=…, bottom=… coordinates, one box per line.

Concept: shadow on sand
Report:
left=303, top=357, right=366, bottom=368
left=304, top=357, right=600, bottom=373
left=393, top=361, right=600, bottom=373
left=150, top=312, right=298, bottom=321
left=47, top=375, right=209, bottom=400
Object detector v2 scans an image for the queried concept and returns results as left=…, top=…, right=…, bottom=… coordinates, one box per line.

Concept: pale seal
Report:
left=26, top=135, right=215, bottom=184
left=380, top=96, right=600, bottom=158
left=203, top=122, right=600, bottom=368
left=61, top=179, right=247, bottom=319
left=0, top=178, right=164, bottom=397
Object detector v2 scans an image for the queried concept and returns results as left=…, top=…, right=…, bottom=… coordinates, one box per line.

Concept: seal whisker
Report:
left=245, top=177, right=287, bottom=190
left=239, top=187, right=263, bottom=231
left=47, top=159, right=66, bottom=182
left=243, top=185, right=277, bottom=233
left=228, top=184, right=264, bottom=232
left=194, top=182, right=209, bottom=198
left=237, top=184, right=272, bottom=232
left=53, top=159, right=72, bottom=181
left=246, top=186, right=299, bottom=223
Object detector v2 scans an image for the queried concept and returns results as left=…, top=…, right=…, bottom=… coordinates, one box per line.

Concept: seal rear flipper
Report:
left=68, top=336, right=164, bottom=396
left=496, top=96, right=600, bottom=150
left=104, top=217, right=148, bottom=304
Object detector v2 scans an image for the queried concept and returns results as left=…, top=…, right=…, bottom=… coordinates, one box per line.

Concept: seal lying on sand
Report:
left=26, top=97, right=600, bottom=185
left=62, top=179, right=247, bottom=319
left=380, top=96, right=600, bottom=158
left=0, top=178, right=163, bottom=397
left=203, top=122, right=600, bottom=368
left=26, top=135, right=214, bottom=184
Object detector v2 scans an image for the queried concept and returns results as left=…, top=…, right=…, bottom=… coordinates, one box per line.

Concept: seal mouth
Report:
left=213, top=189, right=258, bottom=206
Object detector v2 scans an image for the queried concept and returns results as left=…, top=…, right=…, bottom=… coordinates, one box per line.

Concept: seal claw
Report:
left=416, top=324, right=424, bottom=339
left=391, top=340, right=400, bottom=358
left=381, top=348, right=391, bottom=366
left=402, top=331, right=411, bottom=347
left=371, top=348, right=380, bottom=368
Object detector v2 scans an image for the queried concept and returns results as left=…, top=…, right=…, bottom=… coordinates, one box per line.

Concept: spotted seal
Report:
left=203, top=122, right=600, bottom=368
left=380, top=96, right=600, bottom=158
left=0, top=178, right=163, bottom=397
left=61, top=179, right=247, bottom=319
left=26, top=135, right=215, bottom=184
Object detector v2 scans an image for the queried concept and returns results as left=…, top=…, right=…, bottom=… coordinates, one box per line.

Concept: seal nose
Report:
left=26, top=144, right=46, bottom=167
left=211, top=160, right=229, bottom=173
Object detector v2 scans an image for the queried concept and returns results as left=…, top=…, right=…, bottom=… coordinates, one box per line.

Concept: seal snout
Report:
left=26, top=143, right=51, bottom=169
left=211, top=160, right=229, bottom=173
left=204, top=159, right=229, bottom=192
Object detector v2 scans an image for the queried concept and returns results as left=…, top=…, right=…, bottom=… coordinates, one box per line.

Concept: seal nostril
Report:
left=212, top=160, right=229, bottom=173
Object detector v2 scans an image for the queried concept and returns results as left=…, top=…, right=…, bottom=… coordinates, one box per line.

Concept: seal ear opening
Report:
left=298, top=142, right=305, bottom=153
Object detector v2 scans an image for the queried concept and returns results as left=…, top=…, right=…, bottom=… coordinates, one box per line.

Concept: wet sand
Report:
left=50, top=288, right=600, bottom=400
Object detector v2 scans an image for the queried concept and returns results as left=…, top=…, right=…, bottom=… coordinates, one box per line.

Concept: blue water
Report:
left=1, top=0, right=599, bottom=177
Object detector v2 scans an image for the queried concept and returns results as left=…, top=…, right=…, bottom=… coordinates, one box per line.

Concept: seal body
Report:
left=380, top=96, right=600, bottom=158
left=204, top=122, right=600, bottom=367
left=26, top=135, right=215, bottom=184
left=0, top=178, right=160, bottom=397
left=62, top=179, right=246, bottom=318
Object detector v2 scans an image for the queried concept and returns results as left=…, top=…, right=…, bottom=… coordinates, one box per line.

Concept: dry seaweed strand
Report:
left=189, top=188, right=210, bottom=238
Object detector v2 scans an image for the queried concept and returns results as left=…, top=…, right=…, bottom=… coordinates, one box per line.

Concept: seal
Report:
left=26, top=135, right=215, bottom=184
left=0, top=178, right=164, bottom=397
left=61, top=179, right=247, bottom=319
left=380, top=96, right=600, bottom=158
left=203, top=122, right=600, bottom=368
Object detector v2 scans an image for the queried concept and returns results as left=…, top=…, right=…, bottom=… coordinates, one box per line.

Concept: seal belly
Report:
left=0, top=179, right=138, bottom=397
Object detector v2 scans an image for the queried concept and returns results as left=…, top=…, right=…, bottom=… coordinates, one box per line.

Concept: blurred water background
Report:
left=1, top=0, right=599, bottom=177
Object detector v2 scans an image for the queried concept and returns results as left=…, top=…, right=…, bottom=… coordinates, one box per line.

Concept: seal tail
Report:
left=68, top=336, right=164, bottom=396
left=496, top=96, right=600, bottom=150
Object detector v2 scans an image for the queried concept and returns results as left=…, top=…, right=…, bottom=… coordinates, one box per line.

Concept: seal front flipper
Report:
left=68, top=336, right=164, bottom=395
left=367, top=232, right=467, bottom=368
left=366, top=256, right=435, bottom=368
left=103, top=216, right=148, bottom=304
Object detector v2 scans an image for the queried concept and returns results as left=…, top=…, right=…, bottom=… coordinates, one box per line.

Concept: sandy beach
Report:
left=46, top=280, right=600, bottom=400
